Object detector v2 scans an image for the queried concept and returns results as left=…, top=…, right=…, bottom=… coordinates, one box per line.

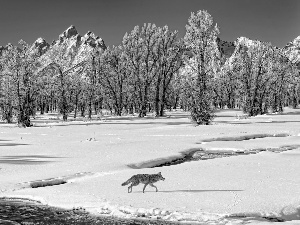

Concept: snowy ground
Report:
left=1, top=108, right=300, bottom=224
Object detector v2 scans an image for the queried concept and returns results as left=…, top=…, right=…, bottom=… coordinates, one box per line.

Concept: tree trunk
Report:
left=81, top=103, right=86, bottom=117
left=88, top=97, right=93, bottom=119
left=94, top=101, right=98, bottom=115
left=173, top=95, right=179, bottom=110
left=62, top=114, right=68, bottom=121
left=139, top=85, right=149, bottom=117
left=74, top=106, right=78, bottom=119
left=155, top=75, right=162, bottom=116
left=159, top=78, right=167, bottom=117
left=40, top=100, right=45, bottom=115
left=74, top=93, right=80, bottom=118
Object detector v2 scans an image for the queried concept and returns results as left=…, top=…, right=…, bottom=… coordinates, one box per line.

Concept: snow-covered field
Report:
left=1, top=108, right=300, bottom=224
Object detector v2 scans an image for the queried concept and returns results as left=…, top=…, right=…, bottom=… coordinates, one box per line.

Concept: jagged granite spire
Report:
left=82, top=31, right=106, bottom=49
left=39, top=25, right=106, bottom=65
left=31, top=37, right=50, bottom=56
left=60, top=25, right=78, bottom=39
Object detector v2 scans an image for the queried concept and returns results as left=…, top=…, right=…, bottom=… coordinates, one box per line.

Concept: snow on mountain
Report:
left=38, top=25, right=106, bottom=67
left=223, top=35, right=300, bottom=70
left=82, top=31, right=105, bottom=48
left=2, top=24, right=299, bottom=71
left=222, top=36, right=273, bottom=69
left=223, top=36, right=253, bottom=68
left=30, top=37, right=50, bottom=56
left=283, top=36, right=300, bottom=69
left=234, top=36, right=258, bottom=48
left=72, top=31, right=106, bottom=65
left=58, top=25, right=79, bottom=43
left=216, top=36, right=262, bottom=67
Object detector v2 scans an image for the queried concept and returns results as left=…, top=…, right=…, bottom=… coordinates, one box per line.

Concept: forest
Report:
left=0, top=10, right=299, bottom=127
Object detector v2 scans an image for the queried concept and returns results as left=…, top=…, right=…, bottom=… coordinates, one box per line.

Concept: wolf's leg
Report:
left=150, top=183, right=158, bottom=192
left=129, top=182, right=139, bottom=193
left=143, top=183, right=149, bottom=193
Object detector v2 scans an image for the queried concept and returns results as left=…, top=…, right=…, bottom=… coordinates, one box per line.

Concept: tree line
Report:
left=0, top=10, right=299, bottom=127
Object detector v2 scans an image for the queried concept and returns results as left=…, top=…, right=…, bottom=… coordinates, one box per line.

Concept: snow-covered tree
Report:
left=231, top=41, right=299, bottom=115
left=184, top=10, right=220, bottom=125
left=154, top=26, right=184, bottom=116
left=0, top=40, right=39, bottom=126
left=99, top=46, right=130, bottom=116
left=122, top=23, right=161, bottom=117
left=39, top=43, right=86, bottom=121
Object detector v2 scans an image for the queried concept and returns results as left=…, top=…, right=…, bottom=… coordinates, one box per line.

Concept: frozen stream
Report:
left=1, top=109, right=300, bottom=224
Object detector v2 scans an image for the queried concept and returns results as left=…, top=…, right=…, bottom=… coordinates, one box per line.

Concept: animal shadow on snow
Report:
left=133, top=189, right=244, bottom=193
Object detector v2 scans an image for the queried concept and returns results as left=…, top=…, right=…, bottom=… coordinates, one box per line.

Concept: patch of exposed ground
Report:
left=0, top=198, right=183, bottom=225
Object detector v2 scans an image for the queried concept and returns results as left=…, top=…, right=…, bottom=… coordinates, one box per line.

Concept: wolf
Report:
left=121, top=172, right=165, bottom=193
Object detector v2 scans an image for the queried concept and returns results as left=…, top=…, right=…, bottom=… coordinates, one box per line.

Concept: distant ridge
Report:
left=30, top=25, right=106, bottom=66
left=0, top=26, right=299, bottom=70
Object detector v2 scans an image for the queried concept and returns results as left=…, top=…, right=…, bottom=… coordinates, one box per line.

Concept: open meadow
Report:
left=0, top=108, right=300, bottom=224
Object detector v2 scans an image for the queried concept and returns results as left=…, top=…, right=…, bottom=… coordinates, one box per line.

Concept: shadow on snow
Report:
left=133, top=189, right=244, bottom=193
left=0, top=155, right=63, bottom=165
left=0, top=143, right=30, bottom=147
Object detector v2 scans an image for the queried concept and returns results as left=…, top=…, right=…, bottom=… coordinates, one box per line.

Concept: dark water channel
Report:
left=151, top=144, right=300, bottom=168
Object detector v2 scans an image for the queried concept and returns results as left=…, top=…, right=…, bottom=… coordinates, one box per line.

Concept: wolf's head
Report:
left=158, top=172, right=165, bottom=181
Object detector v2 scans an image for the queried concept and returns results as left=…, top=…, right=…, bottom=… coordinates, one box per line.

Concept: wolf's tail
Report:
left=121, top=178, right=131, bottom=186
left=121, top=180, right=130, bottom=186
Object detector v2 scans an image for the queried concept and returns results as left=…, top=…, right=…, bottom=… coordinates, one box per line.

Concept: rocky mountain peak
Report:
left=85, top=31, right=94, bottom=37
left=284, top=35, right=300, bottom=50
left=2, top=25, right=106, bottom=65
left=38, top=25, right=106, bottom=66
left=57, top=25, right=80, bottom=44
left=82, top=31, right=105, bottom=49
left=283, top=35, right=300, bottom=68
left=60, top=25, right=78, bottom=39
left=35, top=37, right=46, bottom=44
left=31, top=37, right=50, bottom=56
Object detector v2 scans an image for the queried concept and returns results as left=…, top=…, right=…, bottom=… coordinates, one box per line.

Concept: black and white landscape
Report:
left=0, top=1, right=300, bottom=224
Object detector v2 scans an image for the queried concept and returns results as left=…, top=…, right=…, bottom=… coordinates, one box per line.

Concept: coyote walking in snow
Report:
left=121, top=172, right=165, bottom=193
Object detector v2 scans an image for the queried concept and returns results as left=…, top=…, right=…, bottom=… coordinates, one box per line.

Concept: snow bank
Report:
left=95, top=204, right=228, bottom=223
left=1, top=108, right=300, bottom=224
